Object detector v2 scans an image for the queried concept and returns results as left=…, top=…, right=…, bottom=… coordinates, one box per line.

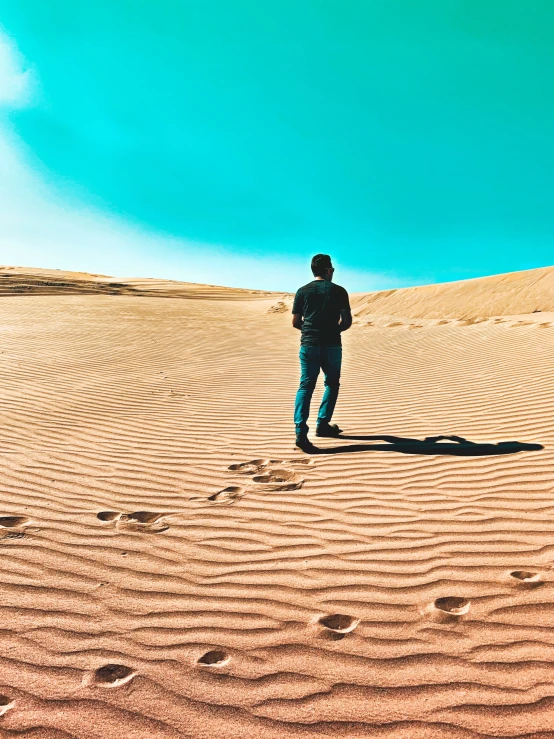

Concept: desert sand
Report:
left=0, top=264, right=552, bottom=738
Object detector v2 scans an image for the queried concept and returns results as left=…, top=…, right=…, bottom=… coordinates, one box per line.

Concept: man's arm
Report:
left=339, top=308, right=352, bottom=332
left=291, top=288, right=303, bottom=330
left=338, top=287, right=352, bottom=332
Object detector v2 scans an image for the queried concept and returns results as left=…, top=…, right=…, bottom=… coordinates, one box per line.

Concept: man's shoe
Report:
left=316, top=422, right=342, bottom=438
left=295, top=434, right=315, bottom=452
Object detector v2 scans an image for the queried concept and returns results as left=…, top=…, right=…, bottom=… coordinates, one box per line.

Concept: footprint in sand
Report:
left=267, top=301, right=290, bottom=314
left=433, top=596, right=470, bottom=617
left=0, top=516, right=29, bottom=539
left=197, top=650, right=230, bottom=667
left=509, top=570, right=543, bottom=586
left=0, top=695, right=14, bottom=716
left=92, top=664, right=136, bottom=688
left=208, top=486, right=245, bottom=504
left=97, top=510, right=169, bottom=532
left=0, top=516, right=29, bottom=528
left=252, top=468, right=304, bottom=491
left=318, top=613, right=359, bottom=634
left=97, top=511, right=121, bottom=522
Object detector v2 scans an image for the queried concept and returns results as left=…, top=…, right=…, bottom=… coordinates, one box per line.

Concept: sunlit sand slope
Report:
left=351, top=265, right=554, bottom=319
left=0, top=267, right=552, bottom=738
left=0, top=265, right=281, bottom=300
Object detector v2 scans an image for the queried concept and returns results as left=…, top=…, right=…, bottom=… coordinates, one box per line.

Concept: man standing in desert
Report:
left=292, top=254, right=352, bottom=451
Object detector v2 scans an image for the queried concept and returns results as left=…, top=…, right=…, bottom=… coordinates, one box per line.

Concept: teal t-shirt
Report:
left=292, top=280, right=350, bottom=346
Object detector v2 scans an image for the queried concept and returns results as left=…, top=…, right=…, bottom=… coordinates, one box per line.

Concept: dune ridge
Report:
left=0, top=265, right=552, bottom=737
left=0, top=265, right=282, bottom=300
left=3, top=264, right=554, bottom=320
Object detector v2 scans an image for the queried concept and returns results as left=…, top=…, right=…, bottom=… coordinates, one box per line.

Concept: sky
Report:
left=0, top=1, right=553, bottom=292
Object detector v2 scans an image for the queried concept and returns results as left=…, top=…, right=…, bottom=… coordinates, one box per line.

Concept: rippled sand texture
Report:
left=0, top=266, right=553, bottom=738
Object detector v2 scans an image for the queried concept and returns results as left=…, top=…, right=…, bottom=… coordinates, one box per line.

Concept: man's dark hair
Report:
left=311, top=253, right=332, bottom=277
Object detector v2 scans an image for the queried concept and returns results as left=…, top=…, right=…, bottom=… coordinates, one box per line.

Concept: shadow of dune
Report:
left=310, top=434, right=543, bottom=456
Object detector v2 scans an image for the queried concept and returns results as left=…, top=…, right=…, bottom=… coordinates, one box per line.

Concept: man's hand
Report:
left=292, top=313, right=303, bottom=331
left=339, top=309, right=352, bottom=332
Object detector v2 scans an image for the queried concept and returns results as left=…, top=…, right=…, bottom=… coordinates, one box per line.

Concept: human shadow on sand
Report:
left=309, top=434, right=543, bottom=456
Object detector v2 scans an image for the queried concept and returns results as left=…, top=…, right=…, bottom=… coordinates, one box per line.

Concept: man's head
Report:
left=311, top=253, right=334, bottom=281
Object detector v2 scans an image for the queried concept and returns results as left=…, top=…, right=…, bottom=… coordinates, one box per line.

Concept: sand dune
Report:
left=0, top=265, right=552, bottom=737
left=351, top=265, right=554, bottom=320
left=0, top=265, right=282, bottom=300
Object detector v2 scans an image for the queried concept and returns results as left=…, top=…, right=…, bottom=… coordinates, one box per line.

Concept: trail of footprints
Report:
left=0, top=457, right=547, bottom=712
left=379, top=318, right=553, bottom=329
left=108, top=478, right=546, bottom=699
left=0, top=494, right=547, bottom=713
left=0, top=580, right=547, bottom=703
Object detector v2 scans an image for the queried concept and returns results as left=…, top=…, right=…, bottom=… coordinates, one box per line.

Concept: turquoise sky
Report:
left=1, top=1, right=553, bottom=290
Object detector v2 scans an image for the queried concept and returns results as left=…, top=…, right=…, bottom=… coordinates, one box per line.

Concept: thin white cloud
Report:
left=0, top=113, right=400, bottom=291
left=0, top=30, right=398, bottom=292
left=0, top=30, right=36, bottom=107
left=0, top=122, right=311, bottom=290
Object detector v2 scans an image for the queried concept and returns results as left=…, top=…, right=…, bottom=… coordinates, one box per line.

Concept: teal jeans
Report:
left=294, top=345, right=342, bottom=435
